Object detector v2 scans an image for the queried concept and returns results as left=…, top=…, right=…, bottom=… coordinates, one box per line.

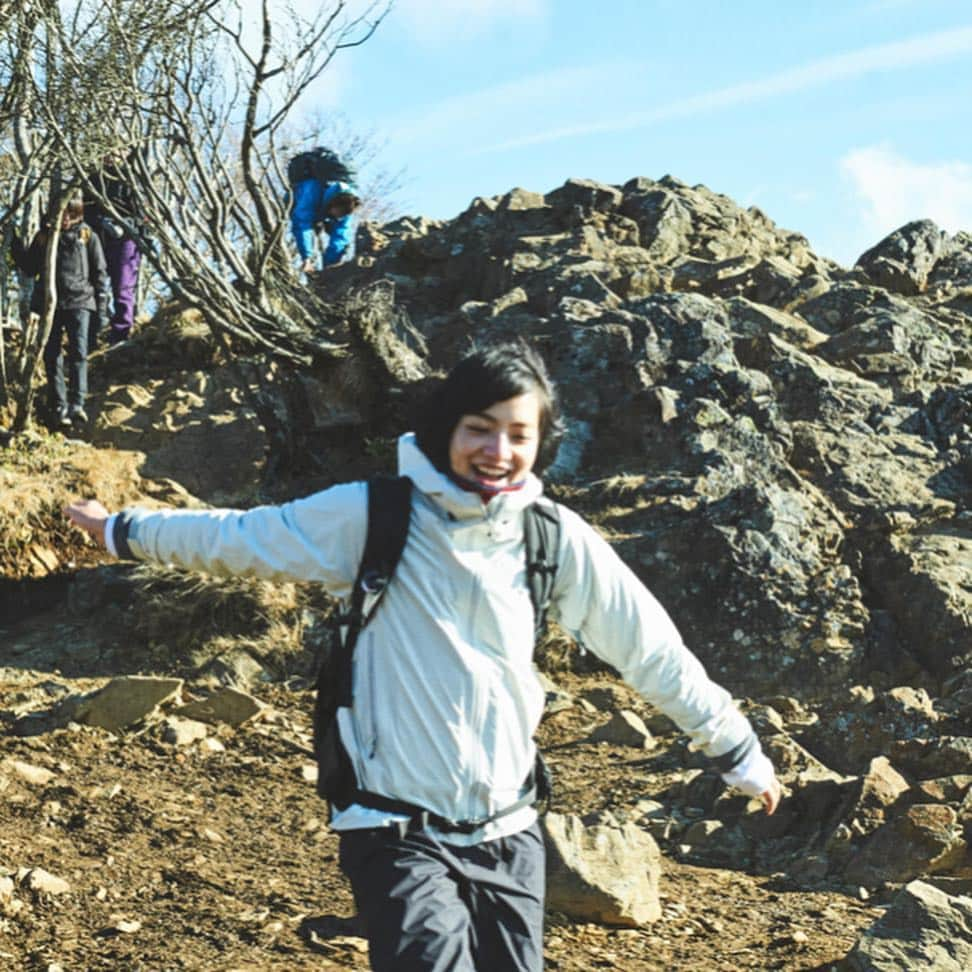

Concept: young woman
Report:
left=66, top=342, right=780, bottom=972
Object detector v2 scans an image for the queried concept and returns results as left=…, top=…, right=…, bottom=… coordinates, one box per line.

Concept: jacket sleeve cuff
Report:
left=720, top=744, right=776, bottom=797
left=711, top=731, right=758, bottom=773
left=103, top=514, right=119, bottom=557
left=107, top=511, right=137, bottom=560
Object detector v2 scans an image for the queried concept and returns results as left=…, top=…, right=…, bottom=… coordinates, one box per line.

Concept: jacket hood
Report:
left=322, top=180, right=358, bottom=201
left=397, top=432, right=543, bottom=520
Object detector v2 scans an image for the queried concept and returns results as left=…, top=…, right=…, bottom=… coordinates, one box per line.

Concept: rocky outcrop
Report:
left=839, top=880, right=972, bottom=971
left=324, top=177, right=970, bottom=705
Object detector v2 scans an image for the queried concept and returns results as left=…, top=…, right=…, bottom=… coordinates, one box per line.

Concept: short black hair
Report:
left=329, top=191, right=359, bottom=216
left=416, top=341, right=561, bottom=474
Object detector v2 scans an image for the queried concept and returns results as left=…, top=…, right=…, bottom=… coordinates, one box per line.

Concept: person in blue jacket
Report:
left=291, top=178, right=360, bottom=274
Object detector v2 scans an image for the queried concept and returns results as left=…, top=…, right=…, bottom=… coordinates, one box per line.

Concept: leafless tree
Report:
left=1, top=0, right=394, bottom=443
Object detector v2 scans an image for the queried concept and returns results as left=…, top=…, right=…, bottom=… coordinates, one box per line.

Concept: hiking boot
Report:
left=107, top=328, right=129, bottom=346
left=69, top=406, right=89, bottom=425
left=57, top=408, right=72, bottom=429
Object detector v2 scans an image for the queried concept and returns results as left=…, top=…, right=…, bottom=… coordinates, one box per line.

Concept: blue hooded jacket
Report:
left=291, top=179, right=357, bottom=266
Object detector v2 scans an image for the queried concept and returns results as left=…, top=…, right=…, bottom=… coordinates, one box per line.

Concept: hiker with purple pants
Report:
left=102, top=234, right=140, bottom=344
left=85, top=158, right=144, bottom=346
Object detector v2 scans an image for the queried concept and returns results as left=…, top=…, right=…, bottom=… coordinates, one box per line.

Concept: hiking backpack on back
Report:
left=287, top=147, right=356, bottom=190
left=312, top=475, right=561, bottom=824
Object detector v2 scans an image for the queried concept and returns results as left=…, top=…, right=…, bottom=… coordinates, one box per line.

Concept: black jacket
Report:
left=84, top=166, right=142, bottom=241
left=15, top=223, right=109, bottom=317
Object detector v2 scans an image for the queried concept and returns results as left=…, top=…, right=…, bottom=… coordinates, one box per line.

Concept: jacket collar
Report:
left=397, top=433, right=544, bottom=520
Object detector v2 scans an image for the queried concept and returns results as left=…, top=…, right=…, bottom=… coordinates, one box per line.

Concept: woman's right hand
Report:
left=65, top=499, right=112, bottom=548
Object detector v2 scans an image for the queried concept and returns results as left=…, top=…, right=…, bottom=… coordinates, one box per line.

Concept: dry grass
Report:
left=0, top=433, right=153, bottom=579
left=125, top=563, right=332, bottom=677
left=136, top=301, right=220, bottom=370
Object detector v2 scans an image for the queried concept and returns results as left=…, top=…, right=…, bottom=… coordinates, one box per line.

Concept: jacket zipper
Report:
left=465, top=506, right=505, bottom=820
left=367, top=644, right=378, bottom=759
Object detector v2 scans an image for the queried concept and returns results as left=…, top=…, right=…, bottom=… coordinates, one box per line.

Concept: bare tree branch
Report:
left=0, top=0, right=394, bottom=446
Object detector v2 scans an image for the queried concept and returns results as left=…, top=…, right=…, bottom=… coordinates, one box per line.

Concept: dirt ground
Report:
left=0, top=671, right=882, bottom=972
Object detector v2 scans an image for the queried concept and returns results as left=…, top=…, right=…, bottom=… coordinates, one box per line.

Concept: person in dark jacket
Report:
left=13, top=191, right=109, bottom=427
left=85, top=157, right=143, bottom=345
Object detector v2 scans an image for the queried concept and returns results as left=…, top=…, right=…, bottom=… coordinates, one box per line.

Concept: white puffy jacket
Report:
left=114, top=433, right=767, bottom=844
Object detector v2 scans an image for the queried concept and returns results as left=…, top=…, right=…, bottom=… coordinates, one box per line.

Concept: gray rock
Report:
left=75, top=676, right=184, bottom=733
left=839, top=880, right=972, bottom=971
left=727, top=296, right=829, bottom=351
left=855, top=220, right=949, bottom=295
left=161, top=716, right=209, bottom=746
left=844, top=804, right=967, bottom=886
left=3, top=759, right=55, bottom=785
left=0, top=874, right=15, bottom=903
left=802, top=688, right=941, bottom=775
left=589, top=710, right=653, bottom=749
left=543, top=811, right=662, bottom=926
left=19, top=867, right=71, bottom=896
left=545, top=177, right=623, bottom=214
left=174, top=687, right=265, bottom=727
left=497, top=187, right=546, bottom=211
left=201, top=648, right=269, bottom=689
left=888, top=737, right=972, bottom=780
left=683, top=818, right=724, bottom=846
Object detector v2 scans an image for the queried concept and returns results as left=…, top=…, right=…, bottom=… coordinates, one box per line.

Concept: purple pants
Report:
left=104, top=236, right=141, bottom=337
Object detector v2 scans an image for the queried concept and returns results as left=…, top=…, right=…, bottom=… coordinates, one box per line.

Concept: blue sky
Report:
left=308, top=0, right=972, bottom=266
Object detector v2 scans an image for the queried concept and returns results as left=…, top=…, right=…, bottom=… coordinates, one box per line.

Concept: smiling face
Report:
left=447, top=392, right=542, bottom=489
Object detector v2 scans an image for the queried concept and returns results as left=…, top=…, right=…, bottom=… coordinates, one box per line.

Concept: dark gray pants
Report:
left=339, top=821, right=545, bottom=972
left=43, top=307, right=89, bottom=413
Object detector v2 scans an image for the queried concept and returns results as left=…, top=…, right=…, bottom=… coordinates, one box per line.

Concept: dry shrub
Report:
left=127, top=563, right=332, bottom=673
left=0, top=434, right=153, bottom=579
left=137, top=301, right=220, bottom=370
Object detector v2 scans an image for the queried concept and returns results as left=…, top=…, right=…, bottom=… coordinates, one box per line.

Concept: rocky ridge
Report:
left=1, top=173, right=971, bottom=969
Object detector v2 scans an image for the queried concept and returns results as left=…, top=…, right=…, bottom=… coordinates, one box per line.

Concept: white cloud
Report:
left=473, top=23, right=972, bottom=153
left=393, top=0, right=546, bottom=41
left=840, top=145, right=972, bottom=237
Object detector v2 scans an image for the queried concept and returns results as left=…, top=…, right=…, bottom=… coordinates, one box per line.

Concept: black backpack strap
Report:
left=335, top=475, right=413, bottom=707
left=523, top=497, right=562, bottom=638
left=315, top=475, right=412, bottom=808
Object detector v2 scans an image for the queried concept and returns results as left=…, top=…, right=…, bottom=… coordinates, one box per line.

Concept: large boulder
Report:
left=843, top=804, right=967, bottom=886
left=839, top=880, right=972, bottom=970
left=543, top=811, right=662, bottom=927
left=855, top=220, right=950, bottom=296
left=73, top=676, right=184, bottom=733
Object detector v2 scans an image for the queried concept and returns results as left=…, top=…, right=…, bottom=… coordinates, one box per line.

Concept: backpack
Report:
left=287, top=147, right=356, bottom=190
left=313, top=475, right=561, bottom=834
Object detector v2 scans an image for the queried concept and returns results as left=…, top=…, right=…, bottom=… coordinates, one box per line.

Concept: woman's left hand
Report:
left=761, top=776, right=783, bottom=815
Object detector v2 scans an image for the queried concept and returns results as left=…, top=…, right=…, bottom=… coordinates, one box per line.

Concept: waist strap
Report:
left=350, top=781, right=538, bottom=837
